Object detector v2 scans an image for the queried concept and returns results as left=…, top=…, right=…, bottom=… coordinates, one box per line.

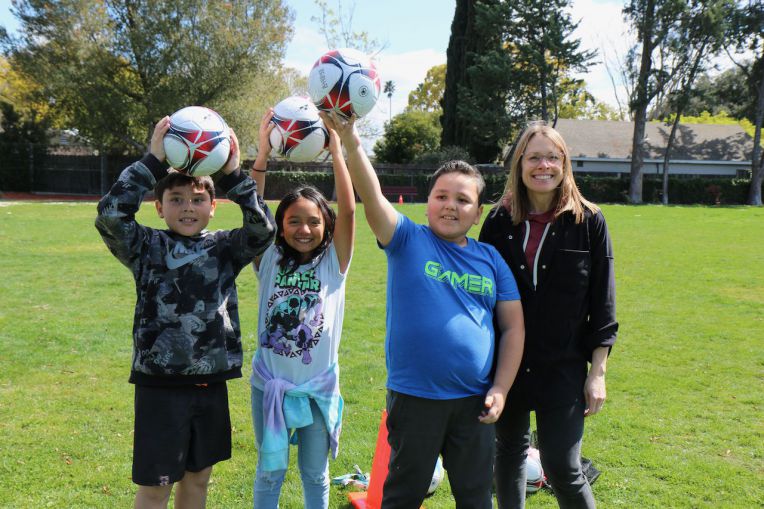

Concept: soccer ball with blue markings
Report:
left=308, top=47, right=381, bottom=119
left=163, top=106, right=231, bottom=176
left=268, top=96, right=329, bottom=163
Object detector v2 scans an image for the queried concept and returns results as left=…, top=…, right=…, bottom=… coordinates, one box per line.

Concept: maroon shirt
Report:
left=522, top=209, right=555, bottom=267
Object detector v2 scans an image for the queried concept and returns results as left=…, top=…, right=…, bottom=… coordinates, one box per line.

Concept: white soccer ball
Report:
left=163, top=106, right=231, bottom=176
left=525, top=454, right=545, bottom=493
left=308, top=47, right=381, bottom=119
left=269, top=95, right=329, bottom=163
left=427, top=456, right=445, bottom=496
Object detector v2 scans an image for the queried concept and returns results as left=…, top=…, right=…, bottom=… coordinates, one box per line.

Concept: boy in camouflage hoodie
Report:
left=96, top=117, right=275, bottom=508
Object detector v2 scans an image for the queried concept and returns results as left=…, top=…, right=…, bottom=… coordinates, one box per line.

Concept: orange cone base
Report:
left=347, top=491, right=371, bottom=508
left=347, top=410, right=425, bottom=509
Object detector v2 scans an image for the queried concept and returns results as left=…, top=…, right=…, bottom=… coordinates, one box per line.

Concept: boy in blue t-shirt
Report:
left=323, top=113, right=525, bottom=508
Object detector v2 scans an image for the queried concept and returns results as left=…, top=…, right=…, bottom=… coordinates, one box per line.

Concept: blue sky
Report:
left=1, top=0, right=634, bottom=129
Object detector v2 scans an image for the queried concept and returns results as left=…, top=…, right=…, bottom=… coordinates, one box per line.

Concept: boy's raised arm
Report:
left=95, top=117, right=170, bottom=270
left=321, top=112, right=397, bottom=247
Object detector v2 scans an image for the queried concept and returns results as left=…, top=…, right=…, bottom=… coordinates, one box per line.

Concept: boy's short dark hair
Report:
left=154, top=171, right=216, bottom=201
left=428, top=160, right=486, bottom=205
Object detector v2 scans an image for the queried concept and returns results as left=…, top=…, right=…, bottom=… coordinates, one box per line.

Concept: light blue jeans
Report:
left=250, top=386, right=330, bottom=509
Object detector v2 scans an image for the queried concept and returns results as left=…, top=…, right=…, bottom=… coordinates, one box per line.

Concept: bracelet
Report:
left=252, top=168, right=266, bottom=173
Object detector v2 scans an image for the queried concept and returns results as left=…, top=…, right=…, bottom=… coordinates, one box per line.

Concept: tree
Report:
left=373, top=110, right=441, bottom=163
left=556, top=77, right=621, bottom=120
left=623, top=0, right=689, bottom=203
left=500, top=0, right=597, bottom=124
left=311, top=0, right=385, bottom=55
left=0, top=100, right=48, bottom=191
left=2, top=0, right=293, bottom=153
left=726, top=0, right=764, bottom=205
left=383, top=80, right=395, bottom=122
left=406, top=64, right=446, bottom=113
left=441, top=0, right=597, bottom=163
left=0, top=54, right=52, bottom=127
left=659, top=0, right=734, bottom=205
left=442, top=0, right=524, bottom=162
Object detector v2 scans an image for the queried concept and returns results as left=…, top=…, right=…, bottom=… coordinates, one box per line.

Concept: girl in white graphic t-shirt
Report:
left=248, top=109, right=354, bottom=509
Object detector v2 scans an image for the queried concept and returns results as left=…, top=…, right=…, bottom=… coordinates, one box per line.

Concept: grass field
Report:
left=0, top=200, right=762, bottom=508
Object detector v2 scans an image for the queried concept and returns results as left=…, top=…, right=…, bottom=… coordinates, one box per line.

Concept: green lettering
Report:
left=481, top=277, right=493, bottom=297
left=424, top=260, right=440, bottom=278
left=451, top=272, right=470, bottom=289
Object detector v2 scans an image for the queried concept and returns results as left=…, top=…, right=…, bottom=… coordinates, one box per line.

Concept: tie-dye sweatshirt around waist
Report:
left=253, top=356, right=343, bottom=471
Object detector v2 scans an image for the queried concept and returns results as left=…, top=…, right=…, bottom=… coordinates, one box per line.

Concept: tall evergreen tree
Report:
left=500, top=0, right=596, bottom=124
left=440, top=0, right=476, bottom=155
left=441, top=0, right=597, bottom=163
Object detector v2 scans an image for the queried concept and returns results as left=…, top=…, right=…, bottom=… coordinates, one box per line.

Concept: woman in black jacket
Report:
left=479, top=122, right=618, bottom=508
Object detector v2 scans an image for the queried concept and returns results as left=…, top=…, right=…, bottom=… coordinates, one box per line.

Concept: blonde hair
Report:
left=502, top=122, right=599, bottom=225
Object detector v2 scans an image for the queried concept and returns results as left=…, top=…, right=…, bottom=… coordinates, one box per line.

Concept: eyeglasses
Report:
left=523, top=153, right=563, bottom=165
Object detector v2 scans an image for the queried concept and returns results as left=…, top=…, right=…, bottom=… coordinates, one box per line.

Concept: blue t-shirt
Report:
left=383, top=214, right=520, bottom=399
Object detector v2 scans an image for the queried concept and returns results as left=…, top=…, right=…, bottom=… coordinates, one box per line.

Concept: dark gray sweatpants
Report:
left=381, top=390, right=495, bottom=509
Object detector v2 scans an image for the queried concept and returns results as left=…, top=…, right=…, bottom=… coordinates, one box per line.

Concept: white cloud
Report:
left=570, top=0, right=634, bottom=109
left=368, top=49, right=447, bottom=123
left=284, top=26, right=330, bottom=73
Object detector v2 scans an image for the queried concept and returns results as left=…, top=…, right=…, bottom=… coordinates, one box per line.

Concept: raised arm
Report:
left=251, top=109, right=274, bottom=197
left=218, top=127, right=276, bottom=265
left=479, top=299, right=525, bottom=424
left=95, top=117, right=170, bottom=271
left=325, top=123, right=355, bottom=273
left=320, top=112, right=397, bottom=246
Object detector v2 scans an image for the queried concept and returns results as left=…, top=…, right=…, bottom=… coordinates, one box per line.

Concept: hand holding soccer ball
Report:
left=150, top=116, right=171, bottom=163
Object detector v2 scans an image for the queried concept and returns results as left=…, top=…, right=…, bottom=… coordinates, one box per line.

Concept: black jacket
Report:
left=479, top=206, right=617, bottom=409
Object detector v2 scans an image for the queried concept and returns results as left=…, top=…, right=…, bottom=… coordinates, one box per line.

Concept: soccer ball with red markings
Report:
left=163, top=106, right=231, bottom=176
left=525, top=451, right=546, bottom=493
left=308, top=48, right=380, bottom=119
left=268, top=95, right=328, bottom=163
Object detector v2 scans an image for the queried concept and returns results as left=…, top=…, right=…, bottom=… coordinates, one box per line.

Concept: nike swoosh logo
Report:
left=165, top=244, right=214, bottom=270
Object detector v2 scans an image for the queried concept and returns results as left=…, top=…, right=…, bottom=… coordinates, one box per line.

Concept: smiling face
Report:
left=155, top=183, right=216, bottom=237
left=426, top=172, right=483, bottom=246
left=280, top=197, right=326, bottom=262
left=520, top=134, right=565, bottom=208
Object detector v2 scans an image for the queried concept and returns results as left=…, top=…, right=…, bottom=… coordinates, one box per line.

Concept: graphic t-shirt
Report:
left=384, top=214, right=520, bottom=399
left=251, top=243, right=348, bottom=389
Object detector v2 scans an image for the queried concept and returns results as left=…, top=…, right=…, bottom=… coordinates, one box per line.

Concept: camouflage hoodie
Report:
left=95, top=155, right=275, bottom=385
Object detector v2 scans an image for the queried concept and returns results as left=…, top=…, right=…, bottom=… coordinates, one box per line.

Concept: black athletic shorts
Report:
left=132, top=382, right=231, bottom=486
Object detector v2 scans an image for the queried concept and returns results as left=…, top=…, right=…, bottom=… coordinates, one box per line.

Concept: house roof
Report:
left=554, top=119, right=754, bottom=162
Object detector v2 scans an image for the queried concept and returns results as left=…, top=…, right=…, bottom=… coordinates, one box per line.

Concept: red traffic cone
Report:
left=398, top=194, right=403, bottom=205
left=348, top=410, right=389, bottom=508
left=348, top=410, right=427, bottom=509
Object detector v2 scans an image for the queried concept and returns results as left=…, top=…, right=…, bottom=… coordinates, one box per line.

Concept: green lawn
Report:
left=0, top=200, right=762, bottom=508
